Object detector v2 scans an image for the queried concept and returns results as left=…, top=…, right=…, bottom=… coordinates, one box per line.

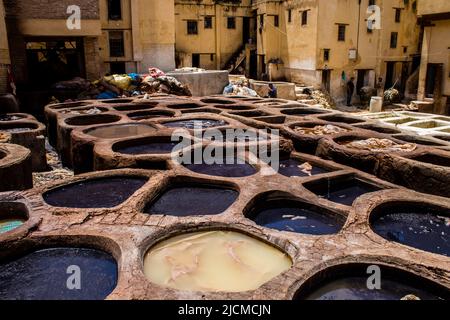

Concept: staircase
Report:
left=224, top=45, right=246, bottom=74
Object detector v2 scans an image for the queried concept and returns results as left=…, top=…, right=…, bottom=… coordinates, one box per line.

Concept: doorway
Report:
left=385, top=62, right=395, bottom=89
left=243, top=17, right=250, bottom=44
left=425, top=63, right=443, bottom=97
left=322, top=70, right=331, bottom=93
left=192, top=54, right=200, bottom=68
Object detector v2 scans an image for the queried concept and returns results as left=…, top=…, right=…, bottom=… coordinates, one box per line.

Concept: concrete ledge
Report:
left=166, top=70, right=229, bottom=97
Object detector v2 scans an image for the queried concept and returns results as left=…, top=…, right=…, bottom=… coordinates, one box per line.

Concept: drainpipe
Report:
left=215, top=4, right=221, bottom=69
left=356, top=0, right=361, bottom=57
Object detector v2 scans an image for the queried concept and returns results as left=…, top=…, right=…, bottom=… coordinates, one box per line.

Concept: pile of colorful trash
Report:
left=52, top=68, right=192, bottom=100
left=223, top=76, right=259, bottom=97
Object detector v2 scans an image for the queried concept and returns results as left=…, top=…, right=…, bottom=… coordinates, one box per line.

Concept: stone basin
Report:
left=43, top=176, right=148, bottom=208
left=85, top=124, right=156, bottom=139
left=0, top=247, right=117, bottom=300
left=143, top=230, right=292, bottom=292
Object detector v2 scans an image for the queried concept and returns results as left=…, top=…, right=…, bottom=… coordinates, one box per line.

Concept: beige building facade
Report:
left=2, top=0, right=175, bottom=89
left=417, top=0, right=450, bottom=114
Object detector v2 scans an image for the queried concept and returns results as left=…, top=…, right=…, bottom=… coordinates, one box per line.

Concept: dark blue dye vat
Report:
left=278, top=158, right=329, bottom=177
left=0, top=248, right=117, bottom=300
left=116, top=142, right=179, bottom=155
left=250, top=203, right=344, bottom=235
left=303, top=277, right=446, bottom=300
left=184, top=157, right=257, bottom=178
left=295, top=265, right=449, bottom=300
left=43, top=177, right=148, bottom=208
left=305, top=177, right=382, bottom=206
left=144, top=186, right=238, bottom=216
left=164, top=119, right=227, bottom=129
left=371, top=203, right=450, bottom=257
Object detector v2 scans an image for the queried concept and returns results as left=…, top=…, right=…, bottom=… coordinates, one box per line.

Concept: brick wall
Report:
left=3, top=0, right=99, bottom=20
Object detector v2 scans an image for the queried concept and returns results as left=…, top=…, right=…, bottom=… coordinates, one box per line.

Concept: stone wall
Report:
left=3, top=0, right=99, bottom=19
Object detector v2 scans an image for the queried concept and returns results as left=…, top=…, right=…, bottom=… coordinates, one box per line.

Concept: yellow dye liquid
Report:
left=143, top=230, right=292, bottom=292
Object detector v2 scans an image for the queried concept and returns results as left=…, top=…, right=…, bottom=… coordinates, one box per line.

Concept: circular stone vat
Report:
left=200, top=98, right=235, bottom=105
left=113, top=103, right=157, bottom=112
left=291, top=123, right=350, bottom=136
left=0, top=247, right=117, bottom=300
left=64, top=114, right=121, bottom=127
left=184, top=155, right=257, bottom=178
left=294, top=264, right=449, bottom=300
left=318, top=114, right=364, bottom=124
left=48, top=101, right=90, bottom=110
left=304, top=176, right=383, bottom=206
left=356, top=124, right=401, bottom=135
left=128, top=110, right=175, bottom=120
left=215, top=104, right=256, bottom=111
left=338, top=137, right=417, bottom=153
left=370, top=202, right=450, bottom=257
left=43, top=176, right=148, bottom=208
left=163, top=119, right=228, bottom=129
left=0, top=123, right=38, bottom=133
left=85, top=124, right=156, bottom=139
left=101, top=99, right=134, bottom=104
left=247, top=198, right=345, bottom=235
left=0, top=114, right=26, bottom=121
left=278, top=158, right=330, bottom=177
left=143, top=230, right=292, bottom=292
left=113, top=137, right=180, bottom=155
left=144, top=185, right=238, bottom=216
left=166, top=103, right=203, bottom=110
left=281, top=108, right=331, bottom=116
left=0, top=202, right=28, bottom=235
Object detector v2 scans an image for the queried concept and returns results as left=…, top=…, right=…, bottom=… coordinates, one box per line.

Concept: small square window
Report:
left=390, top=32, right=398, bottom=48
left=227, top=17, right=236, bottom=29
left=187, top=20, right=198, bottom=35
left=324, top=49, right=330, bottom=62
left=109, top=31, right=124, bottom=57
left=395, top=8, right=401, bottom=23
left=301, top=11, right=308, bottom=26
left=204, top=16, right=213, bottom=29
left=338, top=25, right=346, bottom=41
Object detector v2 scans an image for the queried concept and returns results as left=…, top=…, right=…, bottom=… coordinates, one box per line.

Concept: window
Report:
left=187, top=20, right=198, bottom=35
left=288, top=9, right=292, bottom=23
left=260, top=14, right=264, bottom=27
left=227, top=17, right=236, bottom=29
left=369, top=0, right=376, bottom=6
left=109, top=31, right=124, bottom=57
left=324, top=49, right=330, bottom=62
left=338, top=25, right=346, bottom=41
left=108, top=0, right=122, bottom=20
left=395, top=8, right=401, bottom=22
left=301, top=11, right=308, bottom=26
left=274, top=15, right=279, bottom=27
left=390, top=32, right=398, bottom=48
left=204, top=16, right=213, bottom=29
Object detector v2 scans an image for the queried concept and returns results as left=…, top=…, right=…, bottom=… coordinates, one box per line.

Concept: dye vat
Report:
left=0, top=248, right=117, bottom=300
left=248, top=201, right=344, bottom=235
left=85, top=124, right=156, bottom=139
left=410, top=153, right=450, bottom=167
left=144, top=185, right=238, bottom=216
left=371, top=203, right=450, bottom=257
left=200, top=98, right=235, bottom=105
left=0, top=114, right=25, bottom=121
left=0, top=202, right=28, bottom=235
left=143, top=230, right=292, bottom=292
left=115, top=141, right=179, bottom=155
left=293, top=124, right=350, bottom=136
left=164, top=119, right=228, bottom=129
left=341, top=138, right=417, bottom=153
left=278, top=159, right=329, bottom=177
left=305, top=177, right=383, bottom=206
left=295, top=265, right=448, bottom=300
left=43, top=177, right=148, bottom=208
left=128, top=110, right=174, bottom=120
left=184, top=156, right=257, bottom=178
